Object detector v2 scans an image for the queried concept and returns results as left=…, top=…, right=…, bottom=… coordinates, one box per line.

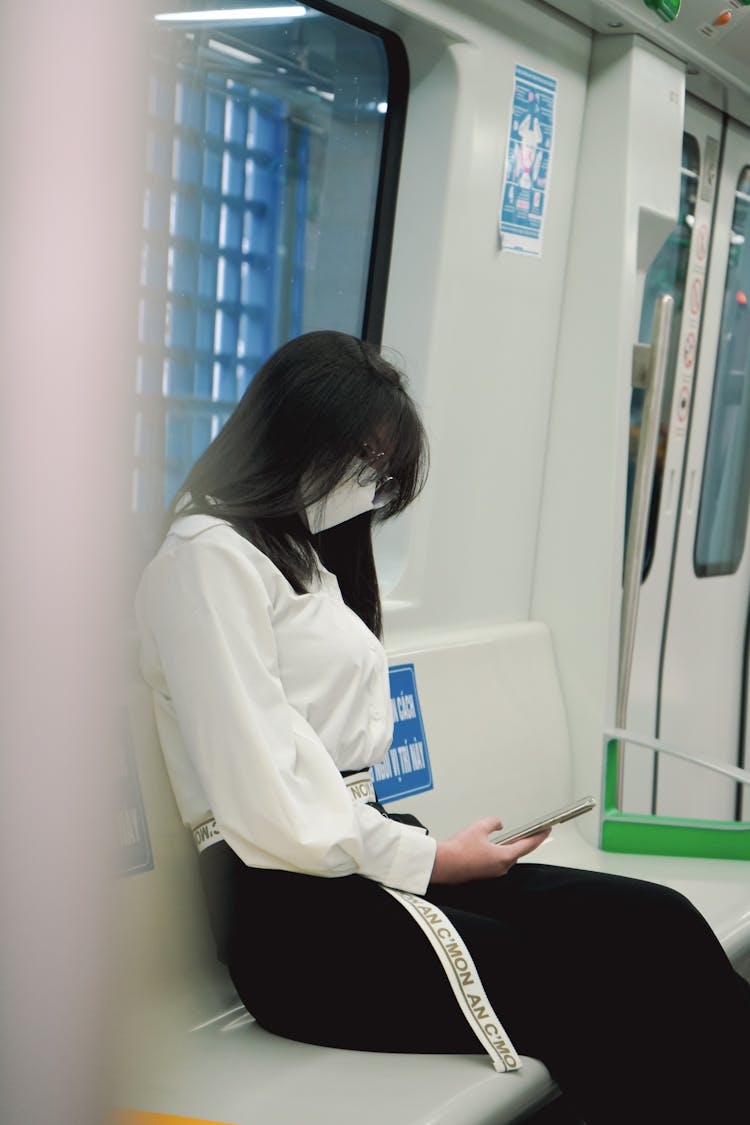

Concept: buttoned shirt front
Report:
left=136, top=514, right=437, bottom=894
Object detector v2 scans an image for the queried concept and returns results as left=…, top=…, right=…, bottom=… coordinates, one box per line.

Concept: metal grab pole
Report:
left=616, top=293, right=674, bottom=803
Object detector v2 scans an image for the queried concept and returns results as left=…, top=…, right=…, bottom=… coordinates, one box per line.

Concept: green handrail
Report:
left=601, top=729, right=750, bottom=861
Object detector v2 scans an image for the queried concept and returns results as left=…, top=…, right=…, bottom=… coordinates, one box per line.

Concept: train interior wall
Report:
left=116, top=0, right=602, bottom=1093
left=5, top=1, right=750, bottom=1121
left=119, top=0, right=697, bottom=1004
left=358, top=0, right=684, bottom=836
left=119, top=0, right=596, bottom=1005
left=363, top=0, right=596, bottom=836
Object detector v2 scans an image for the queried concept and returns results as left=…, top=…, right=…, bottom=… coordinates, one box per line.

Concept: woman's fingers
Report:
left=431, top=820, right=550, bottom=884
left=494, top=828, right=551, bottom=862
left=476, top=815, right=505, bottom=835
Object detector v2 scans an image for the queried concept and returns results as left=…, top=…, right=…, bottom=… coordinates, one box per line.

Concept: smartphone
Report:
left=489, top=796, right=596, bottom=846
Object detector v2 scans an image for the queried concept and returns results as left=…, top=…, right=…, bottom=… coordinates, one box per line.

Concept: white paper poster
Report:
left=499, top=65, right=557, bottom=257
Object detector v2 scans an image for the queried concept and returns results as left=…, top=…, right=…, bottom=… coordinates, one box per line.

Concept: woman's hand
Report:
left=430, top=816, right=550, bottom=885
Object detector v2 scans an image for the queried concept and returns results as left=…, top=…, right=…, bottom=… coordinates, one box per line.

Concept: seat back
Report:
left=390, top=622, right=573, bottom=835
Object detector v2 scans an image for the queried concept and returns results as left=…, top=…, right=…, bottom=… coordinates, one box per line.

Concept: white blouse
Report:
left=135, top=513, right=437, bottom=894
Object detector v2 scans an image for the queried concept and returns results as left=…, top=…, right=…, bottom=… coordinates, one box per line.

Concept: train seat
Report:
left=116, top=621, right=749, bottom=1124
left=392, top=626, right=750, bottom=980
left=390, top=626, right=750, bottom=983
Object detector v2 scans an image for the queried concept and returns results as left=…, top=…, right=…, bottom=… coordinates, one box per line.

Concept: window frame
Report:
left=307, top=1, right=409, bottom=345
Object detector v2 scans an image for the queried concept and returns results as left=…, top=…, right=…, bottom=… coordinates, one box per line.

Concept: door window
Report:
left=694, top=166, right=750, bottom=577
left=626, top=133, right=699, bottom=579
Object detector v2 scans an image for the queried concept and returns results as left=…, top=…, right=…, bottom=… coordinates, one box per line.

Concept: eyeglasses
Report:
left=356, top=442, right=400, bottom=505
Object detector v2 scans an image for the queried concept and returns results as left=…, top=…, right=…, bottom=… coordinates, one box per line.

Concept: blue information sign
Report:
left=372, top=663, right=434, bottom=805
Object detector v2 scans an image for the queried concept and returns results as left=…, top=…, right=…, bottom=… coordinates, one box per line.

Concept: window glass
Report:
left=134, top=2, right=394, bottom=546
left=626, top=133, right=699, bottom=580
left=695, top=166, right=750, bottom=577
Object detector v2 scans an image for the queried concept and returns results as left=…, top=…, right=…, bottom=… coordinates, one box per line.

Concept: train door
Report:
left=657, top=114, right=750, bottom=821
left=624, top=103, right=750, bottom=822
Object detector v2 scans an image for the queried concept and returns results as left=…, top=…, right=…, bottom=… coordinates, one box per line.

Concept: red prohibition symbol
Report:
left=689, top=276, right=703, bottom=317
left=696, top=223, right=709, bottom=262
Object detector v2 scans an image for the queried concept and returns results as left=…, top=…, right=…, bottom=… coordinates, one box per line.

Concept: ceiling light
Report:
left=155, top=6, right=308, bottom=24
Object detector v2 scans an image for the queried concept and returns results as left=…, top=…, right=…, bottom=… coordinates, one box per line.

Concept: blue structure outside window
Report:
left=137, top=61, right=308, bottom=512
left=133, top=4, right=397, bottom=537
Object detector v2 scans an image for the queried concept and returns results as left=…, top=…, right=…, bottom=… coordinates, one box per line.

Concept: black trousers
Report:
left=201, top=845, right=749, bottom=1124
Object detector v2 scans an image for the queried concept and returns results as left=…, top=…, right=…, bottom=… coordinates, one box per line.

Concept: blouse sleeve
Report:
left=138, top=532, right=437, bottom=894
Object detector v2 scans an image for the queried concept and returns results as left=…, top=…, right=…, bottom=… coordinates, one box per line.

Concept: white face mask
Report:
left=304, top=468, right=387, bottom=534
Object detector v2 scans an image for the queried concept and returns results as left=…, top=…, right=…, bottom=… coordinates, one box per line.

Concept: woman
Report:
left=137, top=331, right=748, bottom=1124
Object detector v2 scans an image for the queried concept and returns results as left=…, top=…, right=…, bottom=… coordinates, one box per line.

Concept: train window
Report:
left=694, top=166, right=750, bottom=578
left=625, top=133, right=699, bottom=580
left=133, top=1, right=402, bottom=546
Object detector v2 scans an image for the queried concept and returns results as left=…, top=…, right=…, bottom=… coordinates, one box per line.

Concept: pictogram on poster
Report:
left=499, top=64, right=557, bottom=257
left=689, top=276, right=703, bottom=317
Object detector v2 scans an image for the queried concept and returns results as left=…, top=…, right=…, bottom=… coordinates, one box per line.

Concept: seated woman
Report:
left=137, top=330, right=749, bottom=1124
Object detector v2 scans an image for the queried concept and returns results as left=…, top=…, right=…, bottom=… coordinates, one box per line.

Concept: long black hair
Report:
left=166, top=331, right=428, bottom=637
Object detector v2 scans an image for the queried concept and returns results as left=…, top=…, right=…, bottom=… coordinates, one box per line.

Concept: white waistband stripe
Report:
left=381, top=887, right=522, bottom=1073
left=343, top=771, right=376, bottom=804
left=192, top=816, right=222, bottom=853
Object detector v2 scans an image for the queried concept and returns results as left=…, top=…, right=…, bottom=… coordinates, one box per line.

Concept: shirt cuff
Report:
left=381, top=826, right=437, bottom=895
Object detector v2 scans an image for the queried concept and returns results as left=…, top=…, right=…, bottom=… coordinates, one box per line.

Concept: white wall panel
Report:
left=361, top=0, right=592, bottom=644
left=532, top=35, right=685, bottom=828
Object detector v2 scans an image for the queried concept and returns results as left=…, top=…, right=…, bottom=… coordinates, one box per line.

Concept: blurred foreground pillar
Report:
left=0, top=3, right=146, bottom=1123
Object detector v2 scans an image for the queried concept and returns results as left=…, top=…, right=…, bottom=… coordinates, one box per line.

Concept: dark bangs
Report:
left=372, top=377, right=429, bottom=522
left=294, top=335, right=429, bottom=520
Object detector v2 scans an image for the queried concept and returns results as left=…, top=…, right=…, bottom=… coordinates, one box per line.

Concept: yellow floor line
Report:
left=112, top=1111, right=238, bottom=1125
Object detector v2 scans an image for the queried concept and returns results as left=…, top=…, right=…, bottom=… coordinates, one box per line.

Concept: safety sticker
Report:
left=373, top=664, right=434, bottom=804
left=499, top=64, right=557, bottom=256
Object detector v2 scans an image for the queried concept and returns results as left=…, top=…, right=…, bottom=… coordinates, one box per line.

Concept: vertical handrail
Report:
left=615, top=293, right=674, bottom=803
